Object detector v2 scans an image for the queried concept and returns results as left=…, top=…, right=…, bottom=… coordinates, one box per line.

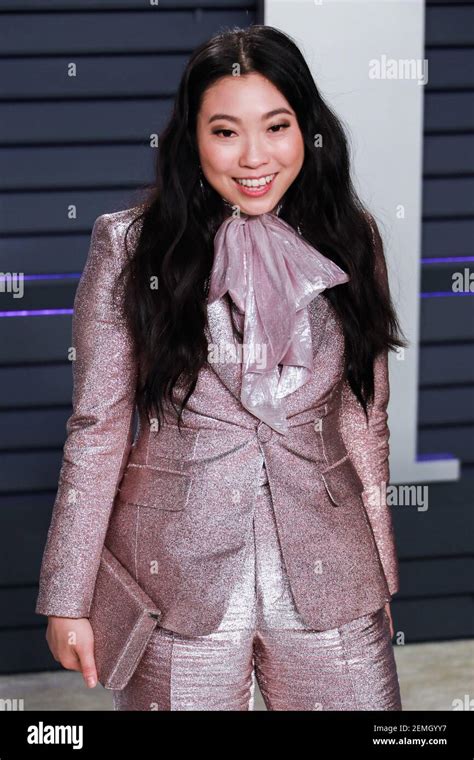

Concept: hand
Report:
left=46, top=616, right=98, bottom=688
left=384, top=602, right=394, bottom=639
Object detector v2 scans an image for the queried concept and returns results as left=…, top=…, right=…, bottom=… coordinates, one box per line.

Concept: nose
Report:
left=238, top=136, right=271, bottom=170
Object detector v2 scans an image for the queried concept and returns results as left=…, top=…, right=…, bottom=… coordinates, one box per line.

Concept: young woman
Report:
left=36, top=25, right=407, bottom=711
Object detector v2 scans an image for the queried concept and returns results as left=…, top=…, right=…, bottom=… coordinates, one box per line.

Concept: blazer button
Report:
left=257, top=422, right=273, bottom=442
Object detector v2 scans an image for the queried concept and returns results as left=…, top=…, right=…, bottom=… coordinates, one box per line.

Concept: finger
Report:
left=76, top=648, right=98, bottom=688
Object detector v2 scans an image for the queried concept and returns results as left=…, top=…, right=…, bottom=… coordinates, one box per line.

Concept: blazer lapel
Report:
left=205, top=293, right=332, bottom=406
left=205, top=295, right=243, bottom=403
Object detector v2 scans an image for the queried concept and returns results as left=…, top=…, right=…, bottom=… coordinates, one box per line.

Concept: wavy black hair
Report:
left=115, top=24, right=408, bottom=432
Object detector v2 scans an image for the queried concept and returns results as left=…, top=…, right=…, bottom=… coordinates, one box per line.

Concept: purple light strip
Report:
left=417, top=453, right=457, bottom=461
left=0, top=308, right=73, bottom=317
left=421, top=257, right=474, bottom=264
left=0, top=273, right=81, bottom=282
left=420, top=291, right=472, bottom=298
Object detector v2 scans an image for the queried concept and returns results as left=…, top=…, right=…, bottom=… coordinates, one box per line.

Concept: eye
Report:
left=269, top=122, right=291, bottom=133
left=212, top=129, right=236, bottom=138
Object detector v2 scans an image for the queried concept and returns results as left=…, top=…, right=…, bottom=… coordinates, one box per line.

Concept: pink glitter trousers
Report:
left=112, top=462, right=402, bottom=711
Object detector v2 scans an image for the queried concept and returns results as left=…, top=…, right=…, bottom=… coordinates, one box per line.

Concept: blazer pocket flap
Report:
left=118, top=465, right=191, bottom=510
left=320, top=455, right=364, bottom=507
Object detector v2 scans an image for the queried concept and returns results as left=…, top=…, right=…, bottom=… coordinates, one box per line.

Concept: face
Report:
left=196, top=72, right=305, bottom=216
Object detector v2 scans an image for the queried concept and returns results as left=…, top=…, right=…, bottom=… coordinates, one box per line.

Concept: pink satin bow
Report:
left=207, top=211, right=350, bottom=434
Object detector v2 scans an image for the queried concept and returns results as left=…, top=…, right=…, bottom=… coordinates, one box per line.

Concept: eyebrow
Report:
left=208, top=108, right=294, bottom=125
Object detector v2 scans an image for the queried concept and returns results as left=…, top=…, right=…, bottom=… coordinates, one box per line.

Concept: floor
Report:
left=1, top=638, right=473, bottom=711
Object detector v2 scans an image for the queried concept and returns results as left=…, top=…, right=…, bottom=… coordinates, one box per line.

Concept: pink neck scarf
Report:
left=207, top=210, right=350, bottom=434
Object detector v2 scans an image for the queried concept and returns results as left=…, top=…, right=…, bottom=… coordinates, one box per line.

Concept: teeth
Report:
left=235, top=174, right=275, bottom=188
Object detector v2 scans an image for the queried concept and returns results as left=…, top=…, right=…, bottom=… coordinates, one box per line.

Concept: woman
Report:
left=36, top=25, right=408, bottom=710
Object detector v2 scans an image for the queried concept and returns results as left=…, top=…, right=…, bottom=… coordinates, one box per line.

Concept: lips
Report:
left=231, top=172, right=278, bottom=197
left=233, top=173, right=277, bottom=187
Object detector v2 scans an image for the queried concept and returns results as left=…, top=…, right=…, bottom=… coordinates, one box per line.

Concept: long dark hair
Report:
left=114, top=24, right=408, bottom=432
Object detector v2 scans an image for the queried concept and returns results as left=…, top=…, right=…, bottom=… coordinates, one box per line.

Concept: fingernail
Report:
left=87, top=677, right=96, bottom=688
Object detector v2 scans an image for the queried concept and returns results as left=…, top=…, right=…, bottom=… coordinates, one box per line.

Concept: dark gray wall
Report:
left=0, top=0, right=472, bottom=677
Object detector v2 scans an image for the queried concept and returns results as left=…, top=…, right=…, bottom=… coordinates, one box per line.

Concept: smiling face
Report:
left=196, top=72, right=305, bottom=216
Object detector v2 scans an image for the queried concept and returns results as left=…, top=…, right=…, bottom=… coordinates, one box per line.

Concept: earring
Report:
left=198, top=165, right=205, bottom=191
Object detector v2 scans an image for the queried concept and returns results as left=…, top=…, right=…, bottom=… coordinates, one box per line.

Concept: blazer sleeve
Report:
left=338, top=215, right=400, bottom=598
left=35, top=213, right=138, bottom=618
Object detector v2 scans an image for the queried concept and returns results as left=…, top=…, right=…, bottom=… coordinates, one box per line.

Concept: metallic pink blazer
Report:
left=35, top=207, right=400, bottom=636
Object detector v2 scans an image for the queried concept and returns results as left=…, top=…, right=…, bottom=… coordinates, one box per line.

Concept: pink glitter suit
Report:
left=35, top=207, right=402, bottom=710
